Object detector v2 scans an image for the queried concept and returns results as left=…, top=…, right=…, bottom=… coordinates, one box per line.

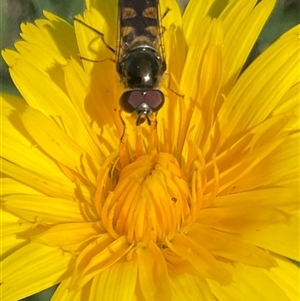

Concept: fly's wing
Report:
left=116, top=0, right=124, bottom=72
left=116, top=0, right=141, bottom=73
left=155, top=0, right=166, bottom=68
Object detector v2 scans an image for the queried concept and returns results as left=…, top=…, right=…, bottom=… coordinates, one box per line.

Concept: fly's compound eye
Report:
left=120, top=90, right=165, bottom=116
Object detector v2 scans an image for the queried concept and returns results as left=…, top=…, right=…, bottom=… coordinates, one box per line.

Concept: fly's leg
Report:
left=165, top=72, right=184, bottom=98
left=118, top=109, right=126, bottom=142
left=161, top=8, right=171, bottom=23
left=74, top=17, right=116, bottom=54
left=78, top=56, right=115, bottom=63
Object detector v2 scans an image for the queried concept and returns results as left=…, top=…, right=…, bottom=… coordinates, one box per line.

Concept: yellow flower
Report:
left=1, top=0, right=299, bottom=300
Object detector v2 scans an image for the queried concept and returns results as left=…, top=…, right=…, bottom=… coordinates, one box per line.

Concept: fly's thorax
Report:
left=117, top=43, right=166, bottom=89
left=122, top=35, right=158, bottom=52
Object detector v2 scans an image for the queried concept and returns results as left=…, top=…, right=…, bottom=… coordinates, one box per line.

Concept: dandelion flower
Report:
left=1, top=0, right=299, bottom=300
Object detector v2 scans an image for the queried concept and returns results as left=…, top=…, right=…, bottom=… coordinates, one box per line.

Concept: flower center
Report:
left=99, top=153, right=191, bottom=244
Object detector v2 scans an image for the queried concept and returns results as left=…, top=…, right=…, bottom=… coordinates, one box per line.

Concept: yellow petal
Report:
left=207, top=261, right=296, bottom=301
left=1, top=208, right=31, bottom=258
left=1, top=178, right=44, bottom=196
left=219, top=25, right=299, bottom=136
left=8, top=62, right=101, bottom=162
left=71, top=235, right=132, bottom=289
left=3, top=194, right=96, bottom=224
left=1, top=243, right=73, bottom=301
left=198, top=205, right=287, bottom=233
left=2, top=12, right=78, bottom=73
left=63, top=58, right=120, bottom=153
left=84, top=0, right=117, bottom=36
left=207, top=117, right=298, bottom=195
left=267, top=256, right=300, bottom=301
left=1, top=95, right=69, bottom=179
left=169, top=270, right=215, bottom=301
left=63, top=56, right=123, bottom=148
left=90, top=259, right=138, bottom=301
left=214, top=188, right=299, bottom=213
left=137, top=241, right=171, bottom=300
left=190, top=224, right=277, bottom=268
left=75, top=7, right=116, bottom=74
left=273, top=83, right=299, bottom=127
left=220, top=132, right=299, bottom=193
left=167, top=233, right=231, bottom=284
left=237, top=215, right=299, bottom=261
left=181, top=17, right=223, bottom=101
left=21, top=106, right=97, bottom=182
left=51, top=278, right=83, bottom=301
left=221, top=0, right=276, bottom=91
left=1, top=159, right=79, bottom=198
left=183, top=41, right=223, bottom=146
left=183, top=0, right=221, bottom=43
left=160, top=0, right=182, bottom=31
left=20, top=11, right=78, bottom=62
left=33, top=222, right=104, bottom=251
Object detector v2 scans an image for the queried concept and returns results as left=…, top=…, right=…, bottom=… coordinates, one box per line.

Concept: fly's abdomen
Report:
left=119, top=0, right=160, bottom=48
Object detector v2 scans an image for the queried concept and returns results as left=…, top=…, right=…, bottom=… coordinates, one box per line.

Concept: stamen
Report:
left=95, top=151, right=118, bottom=216
left=205, top=154, right=219, bottom=207
left=100, top=153, right=191, bottom=244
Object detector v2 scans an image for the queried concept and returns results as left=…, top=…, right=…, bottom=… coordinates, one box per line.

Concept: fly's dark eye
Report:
left=143, top=90, right=164, bottom=112
left=119, top=91, right=144, bottom=113
left=119, top=90, right=164, bottom=114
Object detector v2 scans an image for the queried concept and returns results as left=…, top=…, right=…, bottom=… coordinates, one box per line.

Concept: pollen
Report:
left=99, top=153, right=191, bottom=244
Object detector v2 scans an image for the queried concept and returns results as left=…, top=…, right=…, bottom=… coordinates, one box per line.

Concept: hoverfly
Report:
left=117, top=0, right=167, bottom=126
left=74, top=0, right=167, bottom=126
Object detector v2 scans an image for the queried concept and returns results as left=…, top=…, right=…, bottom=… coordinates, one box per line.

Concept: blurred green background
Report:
left=0, top=0, right=85, bottom=96
left=0, top=0, right=299, bottom=300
